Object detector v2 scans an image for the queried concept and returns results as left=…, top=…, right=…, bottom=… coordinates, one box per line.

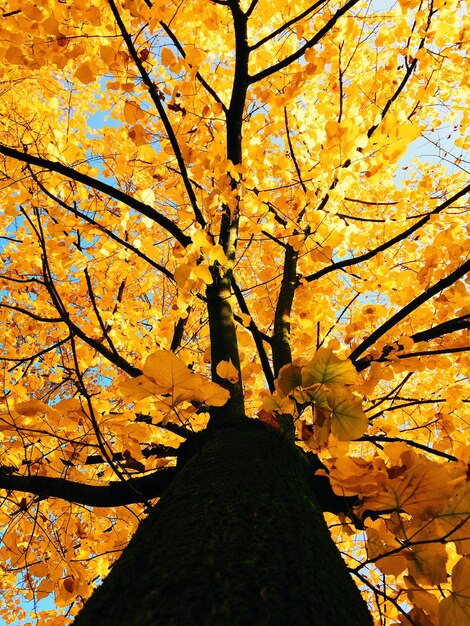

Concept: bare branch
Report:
left=231, top=278, right=275, bottom=391
left=284, top=107, right=307, bottom=193
left=360, top=435, right=458, bottom=462
left=160, top=21, right=227, bottom=112
left=33, top=175, right=174, bottom=280
left=355, top=314, right=470, bottom=371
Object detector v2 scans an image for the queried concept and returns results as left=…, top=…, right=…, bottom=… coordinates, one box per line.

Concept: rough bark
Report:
left=74, top=422, right=372, bottom=625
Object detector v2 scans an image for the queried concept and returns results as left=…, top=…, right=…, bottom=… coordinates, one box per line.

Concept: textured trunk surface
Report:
left=75, top=424, right=372, bottom=625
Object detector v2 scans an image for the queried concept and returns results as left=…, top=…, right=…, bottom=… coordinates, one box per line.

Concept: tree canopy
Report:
left=0, top=0, right=469, bottom=624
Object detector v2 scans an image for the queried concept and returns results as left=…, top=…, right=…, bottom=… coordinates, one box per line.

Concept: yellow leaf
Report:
left=193, top=380, right=230, bottom=407
left=366, top=523, right=407, bottom=577
left=143, top=350, right=198, bottom=392
left=275, top=363, right=303, bottom=397
left=329, top=456, right=387, bottom=497
left=119, top=374, right=167, bottom=400
left=362, top=455, right=461, bottom=519
left=327, top=388, right=368, bottom=441
left=15, top=400, right=50, bottom=417
left=439, top=557, right=470, bottom=626
left=5, top=46, right=27, bottom=65
left=405, top=577, right=440, bottom=622
left=174, top=263, right=193, bottom=289
left=436, top=482, right=470, bottom=554
left=302, top=349, right=357, bottom=387
left=208, top=244, right=228, bottom=265
left=216, top=359, right=239, bottom=383
left=139, top=188, right=155, bottom=205
left=261, top=391, right=295, bottom=415
left=407, top=539, right=448, bottom=585
left=123, top=100, right=144, bottom=124
left=192, top=229, right=211, bottom=249
left=161, top=47, right=176, bottom=67
left=194, top=263, right=213, bottom=284
left=75, top=61, right=96, bottom=84
left=128, top=123, right=148, bottom=145
left=15, top=400, right=60, bottom=422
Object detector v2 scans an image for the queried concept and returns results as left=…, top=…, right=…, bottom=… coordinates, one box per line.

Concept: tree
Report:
left=0, top=0, right=469, bottom=623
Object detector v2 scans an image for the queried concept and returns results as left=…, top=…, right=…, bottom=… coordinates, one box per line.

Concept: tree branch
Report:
left=272, top=245, right=299, bottom=376
left=0, top=143, right=191, bottom=247
left=160, top=21, right=227, bottom=112
left=249, top=0, right=360, bottom=83
left=39, top=240, right=142, bottom=378
left=107, top=0, right=205, bottom=227
left=0, top=468, right=176, bottom=507
left=305, top=183, right=470, bottom=283
left=32, top=175, right=174, bottom=280
left=206, top=2, right=250, bottom=422
left=231, top=278, right=275, bottom=391
left=355, top=315, right=470, bottom=371
left=350, top=258, right=470, bottom=363
left=249, top=0, right=327, bottom=51
left=411, top=314, right=470, bottom=343
left=360, top=435, right=458, bottom=462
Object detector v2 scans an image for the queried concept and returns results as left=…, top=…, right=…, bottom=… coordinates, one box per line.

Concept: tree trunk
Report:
left=74, top=422, right=372, bottom=625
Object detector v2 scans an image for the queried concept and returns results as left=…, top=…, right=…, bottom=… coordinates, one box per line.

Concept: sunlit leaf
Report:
left=193, top=380, right=230, bottom=407
left=161, top=47, right=176, bottom=67
left=327, top=388, right=368, bottom=441
left=216, top=359, right=239, bottom=383
left=143, top=350, right=199, bottom=391
left=275, top=362, right=303, bottom=397
left=302, top=349, right=357, bottom=387
left=439, top=557, right=470, bottom=626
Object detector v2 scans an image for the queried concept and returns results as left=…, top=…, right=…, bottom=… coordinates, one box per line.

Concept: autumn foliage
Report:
left=0, top=0, right=469, bottom=624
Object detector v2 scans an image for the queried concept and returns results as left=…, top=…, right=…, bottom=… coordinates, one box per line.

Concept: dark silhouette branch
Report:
left=83, top=268, right=123, bottom=364
left=350, top=258, right=470, bottom=363
left=231, top=278, right=275, bottom=391
left=284, top=107, right=307, bottom=193
left=206, top=2, right=250, bottom=422
left=0, top=336, right=70, bottom=366
left=160, top=21, right=227, bottom=112
left=411, top=314, right=470, bottom=343
left=85, top=444, right=177, bottom=465
left=272, top=244, right=299, bottom=377
left=360, top=435, right=458, bottom=462
left=107, top=0, right=205, bottom=228
left=0, top=143, right=191, bottom=247
left=41, top=254, right=142, bottom=378
left=32, top=175, right=174, bottom=280
left=367, top=2, right=436, bottom=137
left=0, top=468, right=177, bottom=507
left=355, top=313, right=470, bottom=371
left=249, top=0, right=327, bottom=51
left=249, top=0, right=360, bottom=83
left=0, top=302, right=62, bottom=324
left=306, top=183, right=470, bottom=283
left=170, top=311, right=191, bottom=352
